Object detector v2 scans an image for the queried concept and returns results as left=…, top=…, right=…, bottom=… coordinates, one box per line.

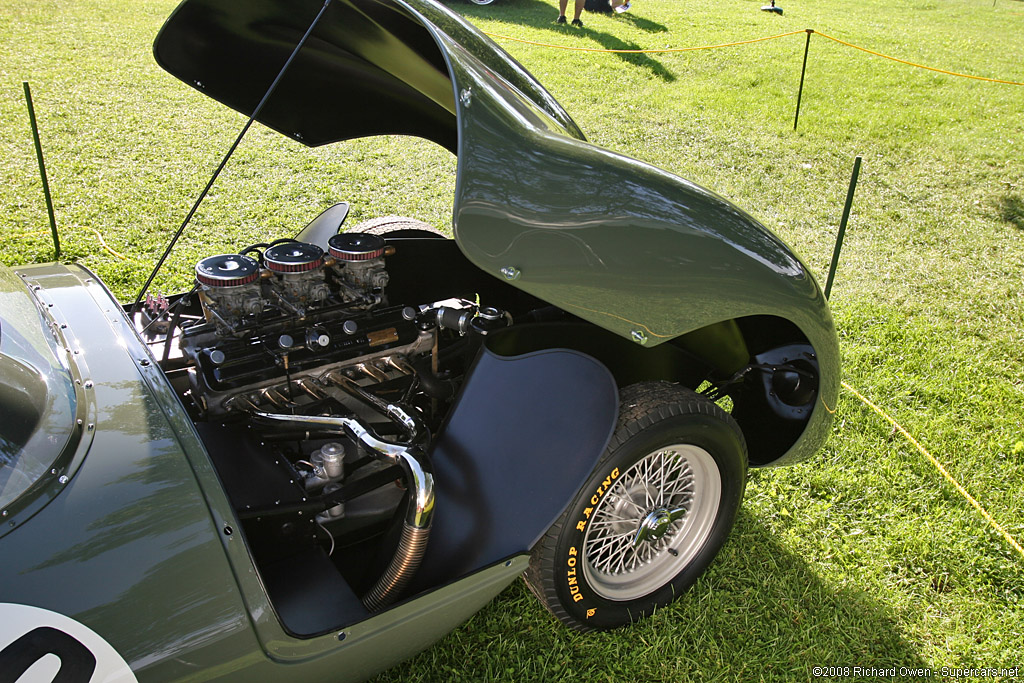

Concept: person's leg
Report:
left=571, top=0, right=585, bottom=24
left=557, top=0, right=569, bottom=21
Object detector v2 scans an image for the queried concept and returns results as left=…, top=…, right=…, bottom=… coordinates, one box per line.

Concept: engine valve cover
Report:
left=192, top=304, right=423, bottom=392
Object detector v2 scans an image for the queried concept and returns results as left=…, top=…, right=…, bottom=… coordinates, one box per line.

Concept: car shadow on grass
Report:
left=372, top=508, right=927, bottom=682
left=452, top=0, right=676, bottom=82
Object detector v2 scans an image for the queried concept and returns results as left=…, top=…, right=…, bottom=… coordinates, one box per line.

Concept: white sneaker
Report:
left=614, top=1, right=631, bottom=12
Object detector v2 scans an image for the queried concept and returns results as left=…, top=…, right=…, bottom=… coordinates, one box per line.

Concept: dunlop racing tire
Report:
left=524, top=382, right=747, bottom=631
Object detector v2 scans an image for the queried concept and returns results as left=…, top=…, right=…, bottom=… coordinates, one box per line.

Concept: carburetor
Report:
left=192, top=235, right=391, bottom=337
left=262, top=241, right=331, bottom=311
left=327, top=232, right=389, bottom=294
left=194, top=253, right=264, bottom=330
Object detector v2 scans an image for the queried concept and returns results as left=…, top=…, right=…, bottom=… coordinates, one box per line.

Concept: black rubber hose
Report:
left=413, top=357, right=457, bottom=401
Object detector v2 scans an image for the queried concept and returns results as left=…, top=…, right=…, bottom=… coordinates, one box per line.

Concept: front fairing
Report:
left=153, top=0, right=838, bottom=465
left=153, top=0, right=833, bottom=348
left=448, top=44, right=828, bottom=347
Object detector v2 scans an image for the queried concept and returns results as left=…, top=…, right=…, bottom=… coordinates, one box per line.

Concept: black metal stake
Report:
left=23, top=82, right=60, bottom=259
left=824, top=155, right=862, bottom=300
left=793, top=29, right=813, bottom=132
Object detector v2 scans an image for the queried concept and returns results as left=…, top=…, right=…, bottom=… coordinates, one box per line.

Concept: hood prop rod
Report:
left=131, top=0, right=334, bottom=316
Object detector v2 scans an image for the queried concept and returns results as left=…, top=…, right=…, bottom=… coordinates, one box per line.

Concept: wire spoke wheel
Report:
left=582, top=444, right=721, bottom=600
left=525, top=382, right=747, bottom=631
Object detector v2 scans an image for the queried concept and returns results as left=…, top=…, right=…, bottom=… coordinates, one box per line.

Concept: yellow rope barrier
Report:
left=842, top=380, right=1024, bottom=561
left=87, top=227, right=128, bottom=261
left=485, top=27, right=1024, bottom=86
left=482, top=29, right=805, bottom=54
left=14, top=224, right=128, bottom=261
left=814, top=30, right=1024, bottom=86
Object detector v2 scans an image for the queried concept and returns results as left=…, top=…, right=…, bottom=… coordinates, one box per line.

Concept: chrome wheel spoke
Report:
left=582, top=444, right=722, bottom=601
left=605, top=493, right=646, bottom=515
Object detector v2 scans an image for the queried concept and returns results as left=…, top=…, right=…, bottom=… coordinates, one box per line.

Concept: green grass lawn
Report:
left=2, top=0, right=1023, bottom=680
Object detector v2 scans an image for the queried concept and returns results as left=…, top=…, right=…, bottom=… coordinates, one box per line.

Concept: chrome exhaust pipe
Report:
left=251, top=408, right=433, bottom=611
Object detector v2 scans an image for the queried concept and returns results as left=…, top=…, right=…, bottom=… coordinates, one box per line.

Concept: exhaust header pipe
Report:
left=252, top=406, right=433, bottom=611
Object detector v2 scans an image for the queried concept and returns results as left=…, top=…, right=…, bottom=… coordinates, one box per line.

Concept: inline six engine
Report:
left=143, top=231, right=511, bottom=620
left=180, top=233, right=436, bottom=418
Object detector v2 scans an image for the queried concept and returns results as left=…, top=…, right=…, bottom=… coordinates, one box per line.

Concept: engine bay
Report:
left=131, top=213, right=820, bottom=637
left=164, top=231, right=502, bottom=418
left=138, top=227, right=525, bottom=634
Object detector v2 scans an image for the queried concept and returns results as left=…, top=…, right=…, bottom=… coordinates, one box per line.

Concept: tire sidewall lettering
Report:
left=567, top=466, right=622, bottom=611
left=574, top=466, right=619, bottom=534
left=557, top=419, right=743, bottom=628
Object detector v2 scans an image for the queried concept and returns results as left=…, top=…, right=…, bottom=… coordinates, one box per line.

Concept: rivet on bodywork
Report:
left=631, top=329, right=649, bottom=345
left=337, top=632, right=347, bottom=642
left=500, top=266, right=521, bottom=281
left=1, top=511, right=7, bottom=518
left=460, top=88, right=472, bottom=106
left=84, top=380, right=94, bottom=389
left=59, top=475, right=69, bottom=485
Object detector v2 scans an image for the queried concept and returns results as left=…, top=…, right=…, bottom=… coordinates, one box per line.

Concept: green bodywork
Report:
left=153, top=0, right=838, bottom=467
left=0, top=262, right=528, bottom=681
left=0, top=0, right=838, bottom=679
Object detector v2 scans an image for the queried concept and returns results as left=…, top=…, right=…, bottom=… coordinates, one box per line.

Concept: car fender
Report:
left=441, top=43, right=839, bottom=467
left=447, top=46, right=832, bottom=357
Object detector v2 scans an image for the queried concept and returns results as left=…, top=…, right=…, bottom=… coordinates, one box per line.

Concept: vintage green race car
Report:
left=0, top=0, right=838, bottom=680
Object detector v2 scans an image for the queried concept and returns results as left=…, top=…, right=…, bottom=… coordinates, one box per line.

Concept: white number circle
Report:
left=0, top=603, right=138, bottom=683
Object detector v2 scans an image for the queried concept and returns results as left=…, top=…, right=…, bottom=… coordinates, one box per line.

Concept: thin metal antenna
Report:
left=23, top=82, right=61, bottom=260
left=132, top=0, right=334, bottom=315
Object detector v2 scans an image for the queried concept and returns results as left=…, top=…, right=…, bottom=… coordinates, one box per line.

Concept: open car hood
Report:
left=155, top=0, right=834, bottom=371
left=154, top=0, right=584, bottom=151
